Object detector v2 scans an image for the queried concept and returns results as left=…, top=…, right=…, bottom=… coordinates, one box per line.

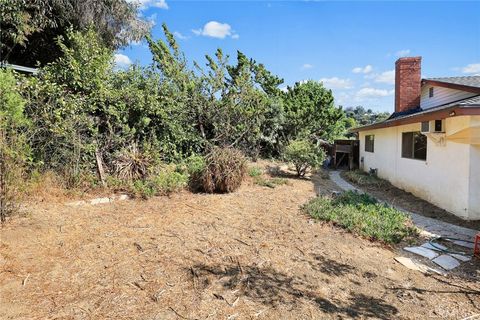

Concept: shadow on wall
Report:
left=188, top=260, right=398, bottom=319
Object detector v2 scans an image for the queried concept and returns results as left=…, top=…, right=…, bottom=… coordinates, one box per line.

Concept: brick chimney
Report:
left=395, top=57, right=422, bottom=113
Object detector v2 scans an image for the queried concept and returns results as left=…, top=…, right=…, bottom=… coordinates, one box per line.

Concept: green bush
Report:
left=248, top=166, right=263, bottom=177
left=343, top=170, right=388, bottom=189
left=284, top=139, right=325, bottom=177
left=0, top=69, right=30, bottom=222
left=199, top=147, right=246, bottom=193
left=131, top=166, right=188, bottom=199
left=303, top=191, right=416, bottom=244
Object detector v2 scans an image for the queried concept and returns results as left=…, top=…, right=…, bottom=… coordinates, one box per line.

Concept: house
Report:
left=352, top=57, right=480, bottom=220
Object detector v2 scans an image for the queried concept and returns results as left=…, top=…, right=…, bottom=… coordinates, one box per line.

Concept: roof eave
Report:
left=350, top=105, right=480, bottom=133
left=422, top=79, right=480, bottom=94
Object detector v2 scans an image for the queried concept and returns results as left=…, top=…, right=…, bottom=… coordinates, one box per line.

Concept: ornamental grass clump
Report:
left=303, top=191, right=416, bottom=244
left=200, top=147, right=246, bottom=193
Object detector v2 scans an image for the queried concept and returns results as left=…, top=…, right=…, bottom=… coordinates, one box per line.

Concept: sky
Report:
left=118, top=0, right=480, bottom=112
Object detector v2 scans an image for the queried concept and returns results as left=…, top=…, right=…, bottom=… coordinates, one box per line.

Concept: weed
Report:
left=248, top=166, right=263, bottom=177
left=343, top=170, right=388, bottom=189
left=254, top=176, right=289, bottom=188
left=303, top=191, right=416, bottom=244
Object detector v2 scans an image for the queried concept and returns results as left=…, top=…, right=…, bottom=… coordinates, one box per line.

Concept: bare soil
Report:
left=1, top=164, right=479, bottom=319
left=340, top=171, right=480, bottom=231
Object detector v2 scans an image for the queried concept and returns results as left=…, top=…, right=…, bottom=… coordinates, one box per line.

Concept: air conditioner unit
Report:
left=421, top=120, right=444, bottom=134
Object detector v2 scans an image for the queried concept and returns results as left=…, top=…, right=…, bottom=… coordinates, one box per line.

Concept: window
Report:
left=365, top=135, right=374, bottom=152
left=402, top=132, right=427, bottom=160
left=421, top=121, right=429, bottom=132
left=429, top=87, right=434, bottom=98
left=434, top=119, right=443, bottom=132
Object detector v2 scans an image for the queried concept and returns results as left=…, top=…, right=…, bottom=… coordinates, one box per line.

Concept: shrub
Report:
left=176, top=154, right=206, bottom=191
left=131, top=166, right=188, bottom=199
left=343, top=170, right=388, bottom=189
left=284, top=139, right=325, bottom=177
left=0, top=69, right=29, bottom=222
left=248, top=166, right=263, bottom=177
left=303, top=191, right=416, bottom=244
left=199, top=147, right=246, bottom=193
left=113, top=143, right=153, bottom=181
left=253, top=176, right=289, bottom=188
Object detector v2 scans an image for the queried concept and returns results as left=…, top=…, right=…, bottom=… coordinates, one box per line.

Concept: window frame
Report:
left=365, top=134, right=375, bottom=153
left=401, top=131, right=427, bottom=161
left=429, top=87, right=434, bottom=98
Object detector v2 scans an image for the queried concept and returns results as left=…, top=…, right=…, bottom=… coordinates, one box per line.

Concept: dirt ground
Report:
left=1, top=164, right=479, bottom=319
left=340, top=171, right=480, bottom=231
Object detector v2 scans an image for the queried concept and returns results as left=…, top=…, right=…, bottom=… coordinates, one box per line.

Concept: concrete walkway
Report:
left=329, top=171, right=477, bottom=246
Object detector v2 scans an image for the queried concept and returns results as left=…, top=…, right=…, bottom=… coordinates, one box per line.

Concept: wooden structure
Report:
left=333, top=139, right=359, bottom=170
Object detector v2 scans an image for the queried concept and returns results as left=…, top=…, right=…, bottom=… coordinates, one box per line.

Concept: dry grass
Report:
left=200, top=147, right=246, bottom=193
left=0, top=162, right=479, bottom=319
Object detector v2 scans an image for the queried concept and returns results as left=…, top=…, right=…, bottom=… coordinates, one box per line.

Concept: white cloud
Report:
left=356, top=87, right=394, bottom=100
left=127, top=0, right=168, bottom=10
left=193, top=21, right=238, bottom=39
left=302, top=63, right=314, bottom=70
left=367, top=69, right=395, bottom=85
left=173, top=31, right=188, bottom=40
left=319, top=77, right=353, bottom=89
left=461, top=63, right=480, bottom=75
left=395, top=49, right=411, bottom=57
left=114, top=53, right=132, bottom=69
left=352, top=65, right=372, bottom=74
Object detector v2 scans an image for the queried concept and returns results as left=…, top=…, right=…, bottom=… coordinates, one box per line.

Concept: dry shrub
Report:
left=113, top=144, right=152, bottom=181
left=200, top=147, right=246, bottom=193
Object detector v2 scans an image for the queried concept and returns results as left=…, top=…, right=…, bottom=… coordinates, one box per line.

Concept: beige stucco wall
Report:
left=359, top=115, right=480, bottom=220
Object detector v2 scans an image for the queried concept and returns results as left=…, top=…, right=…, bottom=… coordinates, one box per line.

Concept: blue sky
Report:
left=119, top=0, right=480, bottom=112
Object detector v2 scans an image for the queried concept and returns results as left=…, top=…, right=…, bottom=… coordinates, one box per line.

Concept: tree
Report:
left=282, top=80, right=345, bottom=143
left=0, top=0, right=150, bottom=67
left=0, top=69, right=30, bottom=221
left=344, top=106, right=390, bottom=126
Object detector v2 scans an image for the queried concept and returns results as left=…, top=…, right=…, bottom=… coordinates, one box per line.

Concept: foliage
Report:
left=282, top=80, right=345, bottom=143
left=253, top=176, right=288, bottom=188
left=131, top=166, right=188, bottom=199
left=284, top=139, right=325, bottom=177
left=343, top=170, right=389, bottom=189
left=248, top=166, right=263, bottom=177
left=344, top=106, right=390, bottom=127
left=0, top=21, right=357, bottom=200
left=303, top=191, right=416, bottom=244
left=0, top=0, right=150, bottom=66
left=0, top=69, right=29, bottom=222
left=113, top=144, right=153, bottom=181
left=199, top=147, right=246, bottom=193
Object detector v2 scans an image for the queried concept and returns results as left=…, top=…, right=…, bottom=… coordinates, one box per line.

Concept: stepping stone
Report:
left=403, top=246, right=438, bottom=259
left=421, top=242, right=448, bottom=252
left=394, top=257, right=444, bottom=275
left=449, top=253, right=472, bottom=262
left=432, top=254, right=461, bottom=270
left=451, top=240, right=475, bottom=249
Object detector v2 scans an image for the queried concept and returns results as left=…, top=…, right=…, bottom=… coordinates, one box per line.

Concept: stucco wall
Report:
left=359, top=116, right=479, bottom=220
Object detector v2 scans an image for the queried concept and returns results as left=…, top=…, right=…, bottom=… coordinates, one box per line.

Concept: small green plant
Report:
left=254, top=176, right=289, bottom=188
left=248, top=166, right=263, bottom=177
left=131, top=167, right=188, bottom=199
left=284, top=139, right=325, bottom=177
left=303, top=191, right=416, bottom=244
left=343, top=170, right=388, bottom=189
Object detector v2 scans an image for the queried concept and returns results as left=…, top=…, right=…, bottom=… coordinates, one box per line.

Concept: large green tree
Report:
left=0, top=0, right=150, bottom=67
left=282, top=80, right=345, bottom=143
